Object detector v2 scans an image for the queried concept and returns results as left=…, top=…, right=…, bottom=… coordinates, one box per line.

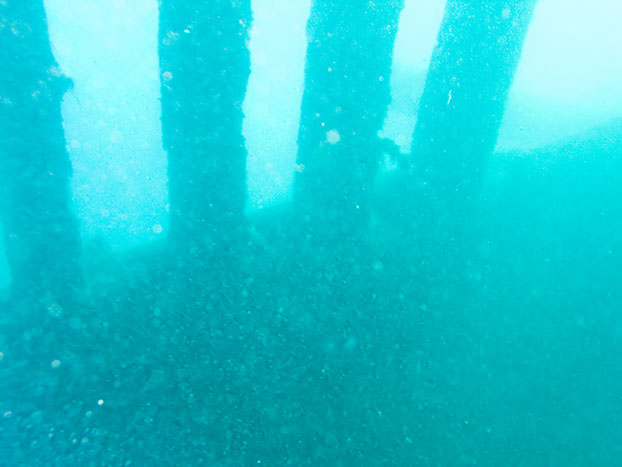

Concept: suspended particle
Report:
left=162, top=71, right=173, bottom=82
left=152, top=224, right=163, bottom=234
left=48, top=66, right=63, bottom=78
left=51, top=359, right=62, bottom=368
left=47, top=303, right=64, bottom=319
left=326, top=129, right=340, bottom=144
left=344, top=336, right=357, bottom=352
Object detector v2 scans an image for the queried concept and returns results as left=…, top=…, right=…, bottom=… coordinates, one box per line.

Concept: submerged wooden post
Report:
left=158, top=1, right=252, bottom=268
left=0, top=1, right=83, bottom=308
left=403, top=0, right=537, bottom=279
left=411, top=0, right=538, bottom=205
left=295, top=0, right=405, bottom=241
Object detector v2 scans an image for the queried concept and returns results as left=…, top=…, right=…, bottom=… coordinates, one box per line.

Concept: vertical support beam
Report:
left=295, top=0, right=404, bottom=240
left=159, top=1, right=252, bottom=265
left=412, top=0, right=537, bottom=203
left=0, top=1, right=83, bottom=308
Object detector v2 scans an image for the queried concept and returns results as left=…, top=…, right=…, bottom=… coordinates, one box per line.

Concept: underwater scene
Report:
left=1, top=0, right=622, bottom=465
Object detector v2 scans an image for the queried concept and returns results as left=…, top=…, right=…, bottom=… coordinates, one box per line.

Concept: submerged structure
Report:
left=1, top=0, right=621, bottom=465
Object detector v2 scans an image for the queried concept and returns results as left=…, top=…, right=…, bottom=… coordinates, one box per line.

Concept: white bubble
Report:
left=51, top=359, right=62, bottom=368
left=326, top=129, right=340, bottom=144
left=97, top=399, right=104, bottom=406
left=162, top=71, right=173, bottom=82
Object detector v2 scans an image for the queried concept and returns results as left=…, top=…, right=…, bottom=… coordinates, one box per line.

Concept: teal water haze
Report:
left=1, top=0, right=621, bottom=465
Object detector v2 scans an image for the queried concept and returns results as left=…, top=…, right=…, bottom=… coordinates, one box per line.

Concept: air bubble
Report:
left=326, top=129, right=340, bottom=144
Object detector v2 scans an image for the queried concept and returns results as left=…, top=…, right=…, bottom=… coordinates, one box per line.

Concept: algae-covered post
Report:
left=411, top=0, right=537, bottom=205
left=295, top=0, right=405, bottom=241
left=158, top=1, right=252, bottom=267
left=0, top=1, right=83, bottom=308
left=404, top=0, right=537, bottom=281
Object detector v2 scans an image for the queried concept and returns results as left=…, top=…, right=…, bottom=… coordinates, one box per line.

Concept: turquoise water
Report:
left=1, top=1, right=622, bottom=465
